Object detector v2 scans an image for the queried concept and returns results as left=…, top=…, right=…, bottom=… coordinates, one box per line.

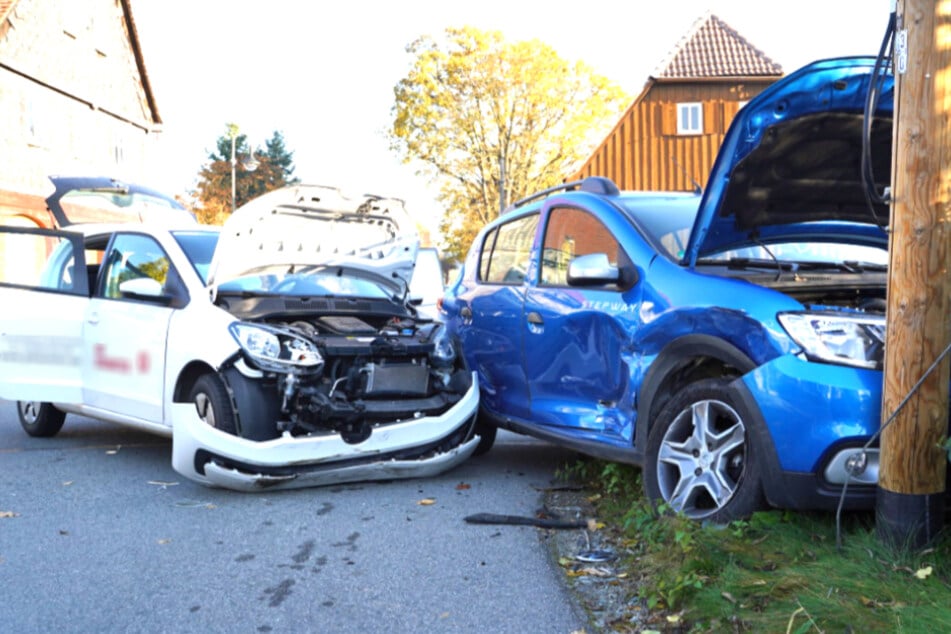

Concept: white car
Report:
left=0, top=177, right=480, bottom=491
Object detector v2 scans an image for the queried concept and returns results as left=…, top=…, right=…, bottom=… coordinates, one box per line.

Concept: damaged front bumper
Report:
left=170, top=372, right=480, bottom=491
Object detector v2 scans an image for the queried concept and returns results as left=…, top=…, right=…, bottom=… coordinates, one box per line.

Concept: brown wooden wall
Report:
left=570, top=78, right=778, bottom=192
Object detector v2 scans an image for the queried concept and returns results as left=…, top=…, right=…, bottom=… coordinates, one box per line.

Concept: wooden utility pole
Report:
left=877, top=0, right=951, bottom=548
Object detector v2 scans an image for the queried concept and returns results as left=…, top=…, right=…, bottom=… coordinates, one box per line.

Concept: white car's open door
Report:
left=0, top=226, right=89, bottom=403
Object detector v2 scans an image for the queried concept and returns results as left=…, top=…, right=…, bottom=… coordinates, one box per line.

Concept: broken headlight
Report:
left=778, top=311, right=885, bottom=369
left=229, top=322, right=324, bottom=372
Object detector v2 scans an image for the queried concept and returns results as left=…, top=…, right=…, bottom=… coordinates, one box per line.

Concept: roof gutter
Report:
left=0, top=61, right=160, bottom=133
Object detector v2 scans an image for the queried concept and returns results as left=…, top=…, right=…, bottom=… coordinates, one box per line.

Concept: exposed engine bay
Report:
left=698, top=260, right=888, bottom=314
left=218, top=296, right=472, bottom=444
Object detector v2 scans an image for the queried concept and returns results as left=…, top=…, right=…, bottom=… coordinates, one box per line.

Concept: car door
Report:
left=523, top=204, right=637, bottom=439
left=82, top=232, right=179, bottom=423
left=456, top=212, right=539, bottom=420
left=0, top=226, right=88, bottom=403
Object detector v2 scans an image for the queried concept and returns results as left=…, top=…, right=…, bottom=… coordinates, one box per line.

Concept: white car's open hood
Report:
left=208, top=184, right=419, bottom=296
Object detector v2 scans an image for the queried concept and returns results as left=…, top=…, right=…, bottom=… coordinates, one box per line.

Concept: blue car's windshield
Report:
left=618, top=197, right=888, bottom=266
left=617, top=197, right=698, bottom=260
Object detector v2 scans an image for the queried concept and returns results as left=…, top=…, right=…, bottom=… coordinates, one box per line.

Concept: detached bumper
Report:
left=171, top=373, right=480, bottom=491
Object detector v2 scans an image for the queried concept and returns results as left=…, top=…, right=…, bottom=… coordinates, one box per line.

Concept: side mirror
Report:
left=567, top=253, right=620, bottom=286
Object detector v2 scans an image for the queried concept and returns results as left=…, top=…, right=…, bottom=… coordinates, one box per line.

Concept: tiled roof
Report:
left=0, top=1, right=18, bottom=30
left=654, top=12, right=782, bottom=79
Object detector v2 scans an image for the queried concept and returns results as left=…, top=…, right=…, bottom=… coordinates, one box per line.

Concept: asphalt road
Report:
left=0, top=401, right=588, bottom=633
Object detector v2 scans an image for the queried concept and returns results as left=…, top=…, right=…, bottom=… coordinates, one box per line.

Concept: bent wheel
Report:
left=644, top=378, right=764, bottom=522
left=17, top=401, right=66, bottom=437
left=188, top=374, right=238, bottom=435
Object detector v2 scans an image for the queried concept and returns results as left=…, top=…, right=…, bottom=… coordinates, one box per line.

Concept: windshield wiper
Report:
left=696, top=258, right=887, bottom=274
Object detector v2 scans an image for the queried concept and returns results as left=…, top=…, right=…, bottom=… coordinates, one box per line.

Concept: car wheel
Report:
left=643, top=378, right=764, bottom=522
left=189, top=374, right=238, bottom=435
left=17, top=401, right=66, bottom=437
left=472, top=412, right=498, bottom=456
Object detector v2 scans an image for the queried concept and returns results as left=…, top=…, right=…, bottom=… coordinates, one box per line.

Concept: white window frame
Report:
left=676, top=102, right=703, bottom=135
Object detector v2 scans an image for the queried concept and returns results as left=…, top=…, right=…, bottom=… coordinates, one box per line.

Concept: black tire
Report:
left=472, top=412, right=498, bottom=456
left=188, top=374, right=238, bottom=435
left=643, top=378, right=765, bottom=522
left=17, top=401, right=66, bottom=437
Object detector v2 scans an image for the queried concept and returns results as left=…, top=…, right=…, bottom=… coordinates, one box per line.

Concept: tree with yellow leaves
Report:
left=390, top=26, right=629, bottom=260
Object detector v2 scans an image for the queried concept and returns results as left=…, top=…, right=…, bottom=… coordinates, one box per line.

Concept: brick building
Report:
left=0, top=0, right=160, bottom=227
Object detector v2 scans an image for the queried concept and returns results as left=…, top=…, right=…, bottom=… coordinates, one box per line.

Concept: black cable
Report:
left=835, top=341, right=951, bottom=551
left=860, top=11, right=896, bottom=228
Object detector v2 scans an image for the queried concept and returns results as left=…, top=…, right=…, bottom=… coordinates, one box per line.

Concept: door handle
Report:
left=460, top=307, right=472, bottom=319
left=527, top=311, right=543, bottom=325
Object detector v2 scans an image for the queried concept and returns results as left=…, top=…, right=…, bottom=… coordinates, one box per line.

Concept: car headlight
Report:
left=778, top=311, right=885, bottom=369
left=430, top=324, right=456, bottom=367
left=229, top=322, right=324, bottom=372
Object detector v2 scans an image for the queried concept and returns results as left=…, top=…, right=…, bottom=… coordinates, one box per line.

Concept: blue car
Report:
left=441, top=57, right=910, bottom=521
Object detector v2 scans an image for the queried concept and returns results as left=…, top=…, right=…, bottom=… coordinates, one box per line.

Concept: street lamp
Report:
left=228, top=124, right=259, bottom=214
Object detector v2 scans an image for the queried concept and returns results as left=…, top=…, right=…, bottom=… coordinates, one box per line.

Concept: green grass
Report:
left=561, top=460, right=951, bottom=633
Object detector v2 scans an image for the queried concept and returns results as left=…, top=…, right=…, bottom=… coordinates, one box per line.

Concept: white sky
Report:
left=131, top=0, right=894, bottom=230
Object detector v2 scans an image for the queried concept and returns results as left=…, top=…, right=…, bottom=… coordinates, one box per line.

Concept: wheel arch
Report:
left=173, top=360, right=217, bottom=403
left=634, top=334, right=757, bottom=455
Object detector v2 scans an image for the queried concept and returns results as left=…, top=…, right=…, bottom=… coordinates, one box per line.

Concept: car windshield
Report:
left=704, top=242, right=888, bottom=266
left=172, top=231, right=219, bottom=284
left=618, top=198, right=888, bottom=267
left=217, top=266, right=394, bottom=299
left=617, top=197, right=698, bottom=260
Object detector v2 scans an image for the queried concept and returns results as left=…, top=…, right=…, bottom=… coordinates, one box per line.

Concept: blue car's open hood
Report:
left=685, top=57, right=894, bottom=264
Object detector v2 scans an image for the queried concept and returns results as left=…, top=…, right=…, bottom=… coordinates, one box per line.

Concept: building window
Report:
left=676, top=102, right=703, bottom=135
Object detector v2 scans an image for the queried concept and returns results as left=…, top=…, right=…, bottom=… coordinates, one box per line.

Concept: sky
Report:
left=131, top=0, right=894, bottom=232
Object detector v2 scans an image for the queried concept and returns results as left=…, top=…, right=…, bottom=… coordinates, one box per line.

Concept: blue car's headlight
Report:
left=229, top=322, right=324, bottom=372
left=778, top=311, right=886, bottom=369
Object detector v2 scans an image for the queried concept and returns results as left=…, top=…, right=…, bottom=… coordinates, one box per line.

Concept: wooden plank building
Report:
left=570, top=13, right=783, bottom=192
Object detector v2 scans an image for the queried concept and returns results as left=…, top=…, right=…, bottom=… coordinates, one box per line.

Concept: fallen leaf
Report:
left=722, top=591, right=736, bottom=604
left=586, top=519, right=604, bottom=531
left=204, top=503, right=217, bottom=510
left=587, top=493, right=602, bottom=502
left=666, top=614, right=682, bottom=624
left=105, top=445, right=121, bottom=455
left=914, top=566, right=933, bottom=580
left=58, top=529, right=69, bottom=536
left=62, top=481, right=73, bottom=486
left=157, top=538, right=171, bottom=545
left=0, top=511, right=19, bottom=518
left=558, top=557, right=572, bottom=567
left=573, top=566, right=612, bottom=577
left=417, top=498, right=436, bottom=506
left=455, top=482, right=471, bottom=491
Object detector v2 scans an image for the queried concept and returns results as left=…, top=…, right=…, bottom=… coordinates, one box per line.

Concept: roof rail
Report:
left=505, top=176, right=619, bottom=211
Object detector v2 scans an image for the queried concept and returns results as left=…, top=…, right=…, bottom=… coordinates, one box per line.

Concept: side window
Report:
left=541, top=207, right=620, bottom=287
left=0, top=227, right=87, bottom=296
left=101, top=234, right=171, bottom=300
left=479, top=214, right=539, bottom=284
